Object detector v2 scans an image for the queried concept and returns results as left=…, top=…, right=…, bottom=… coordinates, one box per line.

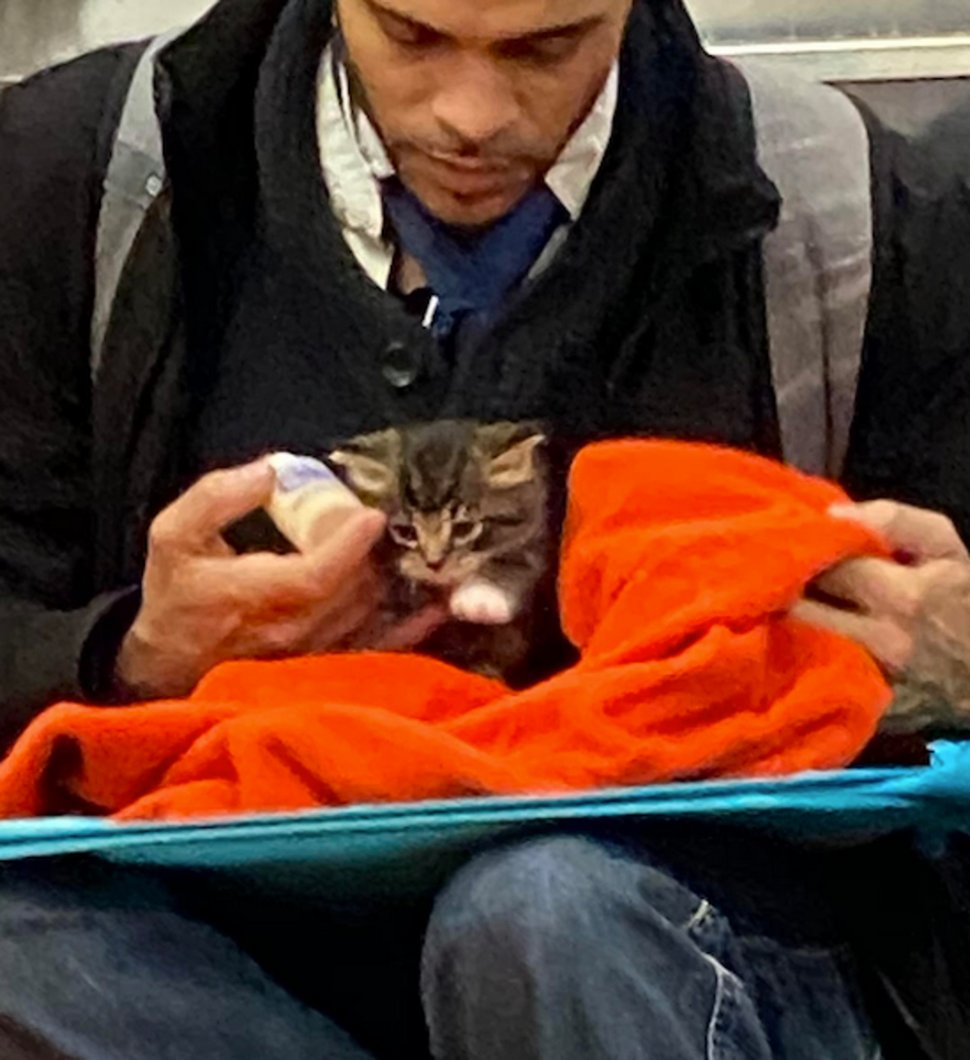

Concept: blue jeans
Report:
left=0, top=859, right=370, bottom=1060
left=0, top=831, right=882, bottom=1059
left=424, top=832, right=883, bottom=1060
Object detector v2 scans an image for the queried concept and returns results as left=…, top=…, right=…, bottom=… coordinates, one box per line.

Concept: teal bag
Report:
left=0, top=742, right=967, bottom=906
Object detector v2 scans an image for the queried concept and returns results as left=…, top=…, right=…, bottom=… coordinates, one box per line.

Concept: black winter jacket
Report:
left=2, top=1, right=970, bottom=1054
left=1, top=0, right=969, bottom=731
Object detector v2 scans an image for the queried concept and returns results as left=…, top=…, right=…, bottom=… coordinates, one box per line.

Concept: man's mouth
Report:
left=420, top=151, right=517, bottom=195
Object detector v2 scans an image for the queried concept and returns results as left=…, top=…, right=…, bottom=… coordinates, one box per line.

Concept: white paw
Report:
left=450, top=582, right=516, bottom=626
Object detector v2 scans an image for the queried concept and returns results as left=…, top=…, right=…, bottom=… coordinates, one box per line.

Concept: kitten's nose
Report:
left=425, top=557, right=446, bottom=572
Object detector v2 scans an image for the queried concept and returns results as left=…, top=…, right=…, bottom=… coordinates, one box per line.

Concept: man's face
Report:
left=337, top=0, right=634, bottom=227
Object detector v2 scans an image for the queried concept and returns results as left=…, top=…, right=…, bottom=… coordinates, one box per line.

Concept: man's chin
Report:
left=405, top=180, right=529, bottom=229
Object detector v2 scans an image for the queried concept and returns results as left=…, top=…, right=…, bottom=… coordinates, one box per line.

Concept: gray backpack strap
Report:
left=91, top=32, right=179, bottom=382
left=733, top=59, right=873, bottom=479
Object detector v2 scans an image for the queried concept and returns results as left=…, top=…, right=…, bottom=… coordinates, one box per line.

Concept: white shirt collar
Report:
left=316, top=48, right=387, bottom=242
left=318, top=43, right=618, bottom=234
left=545, top=63, right=619, bottom=221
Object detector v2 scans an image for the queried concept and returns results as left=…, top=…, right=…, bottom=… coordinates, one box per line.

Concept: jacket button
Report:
left=381, top=340, right=421, bottom=389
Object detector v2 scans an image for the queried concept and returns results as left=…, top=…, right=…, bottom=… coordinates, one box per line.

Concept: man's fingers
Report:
left=812, top=557, right=923, bottom=618
left=190, top=509, right=386, bottom=614
left=210, top=536, right=381, bottom=611
left=303, top=595, right=382, bottom=655
left=152, top=461, right=276, bottom=553
left=239, top=594, right=377, bottom=660
left=830, top=500, right=969, bottom=563
left=302, top=508, right=387, bottom=592
left=790, top=599, right=913, bottom=672
left=369, top=605, right=449, bottom=652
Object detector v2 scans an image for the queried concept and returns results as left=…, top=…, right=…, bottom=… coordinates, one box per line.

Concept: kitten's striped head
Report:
left=331, top=420, right=547, bottom=588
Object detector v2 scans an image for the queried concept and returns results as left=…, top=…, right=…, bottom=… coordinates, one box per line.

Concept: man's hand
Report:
left=115, top=460, right=392, bottom=700
left=792, top=500, right=970, bottom=734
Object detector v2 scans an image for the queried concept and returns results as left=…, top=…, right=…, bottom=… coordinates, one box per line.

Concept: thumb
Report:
left=157, top=460, right=277, bottom=550
left=830, top=500, right=969, bottom=563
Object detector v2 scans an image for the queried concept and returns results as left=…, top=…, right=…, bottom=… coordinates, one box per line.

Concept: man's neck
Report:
left=393, top=249, right=428, bottom=295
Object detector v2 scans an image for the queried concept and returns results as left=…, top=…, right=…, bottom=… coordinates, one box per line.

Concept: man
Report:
left=1, top=0, right=970, bottom=1056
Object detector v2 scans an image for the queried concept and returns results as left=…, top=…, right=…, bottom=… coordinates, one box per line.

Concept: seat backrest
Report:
left=735, top=58, right=874, bottom=479
left=90, top=33, right=175, bottom=382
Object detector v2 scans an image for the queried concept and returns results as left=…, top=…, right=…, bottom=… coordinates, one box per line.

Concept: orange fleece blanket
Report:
left=0, top=442, right=892, bottom=821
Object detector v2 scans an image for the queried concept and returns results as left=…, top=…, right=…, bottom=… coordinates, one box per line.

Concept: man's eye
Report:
left=498, top=37, right=580, bottom=67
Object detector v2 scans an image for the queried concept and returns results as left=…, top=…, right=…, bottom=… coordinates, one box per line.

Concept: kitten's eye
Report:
left=389, top=521, right=419, bottom=548
left=451, top=518, right=482, bottom=545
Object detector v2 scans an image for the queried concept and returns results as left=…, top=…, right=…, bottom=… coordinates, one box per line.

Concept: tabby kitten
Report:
left=330, top=419, right=554, bottom=682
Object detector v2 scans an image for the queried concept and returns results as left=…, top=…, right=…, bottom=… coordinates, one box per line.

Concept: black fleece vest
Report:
left=172, top=0, right=781, bottom=483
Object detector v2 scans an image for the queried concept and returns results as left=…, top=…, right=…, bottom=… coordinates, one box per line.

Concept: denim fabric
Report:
left=0, top=859, right=371, bottom=1060
left=423, top=834, right=884, bottom=1060
left=0, top=833, right=884, bottom=1060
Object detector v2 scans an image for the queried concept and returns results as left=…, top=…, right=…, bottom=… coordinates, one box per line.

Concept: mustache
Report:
left=389, top=135, right=547, bottom=169
left=341, top=52, right=553, bottom=169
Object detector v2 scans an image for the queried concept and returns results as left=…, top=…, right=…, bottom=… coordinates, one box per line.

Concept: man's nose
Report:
left=431, top=54, right=519, bottom=149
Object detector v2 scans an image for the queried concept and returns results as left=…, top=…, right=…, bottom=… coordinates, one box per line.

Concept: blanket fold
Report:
left=0, top=442, right=892, bottom=820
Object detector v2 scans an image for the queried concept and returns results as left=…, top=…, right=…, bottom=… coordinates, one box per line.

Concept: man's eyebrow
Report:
left=361, top=0, right=606, bottom=45
left=361, top=0, right=448, bottom=36
left=510, top=16, right=608, bottom=46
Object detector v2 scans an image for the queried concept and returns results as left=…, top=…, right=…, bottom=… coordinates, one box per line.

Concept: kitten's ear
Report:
left=330, top=451, right=396, bottom=497
left=330, top=431, right=399, bottom=498
left=485, top=434, right=546, bottom=490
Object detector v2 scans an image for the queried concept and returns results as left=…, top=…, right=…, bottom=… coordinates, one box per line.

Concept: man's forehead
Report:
left=361, top=0, right=627, bottom=40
